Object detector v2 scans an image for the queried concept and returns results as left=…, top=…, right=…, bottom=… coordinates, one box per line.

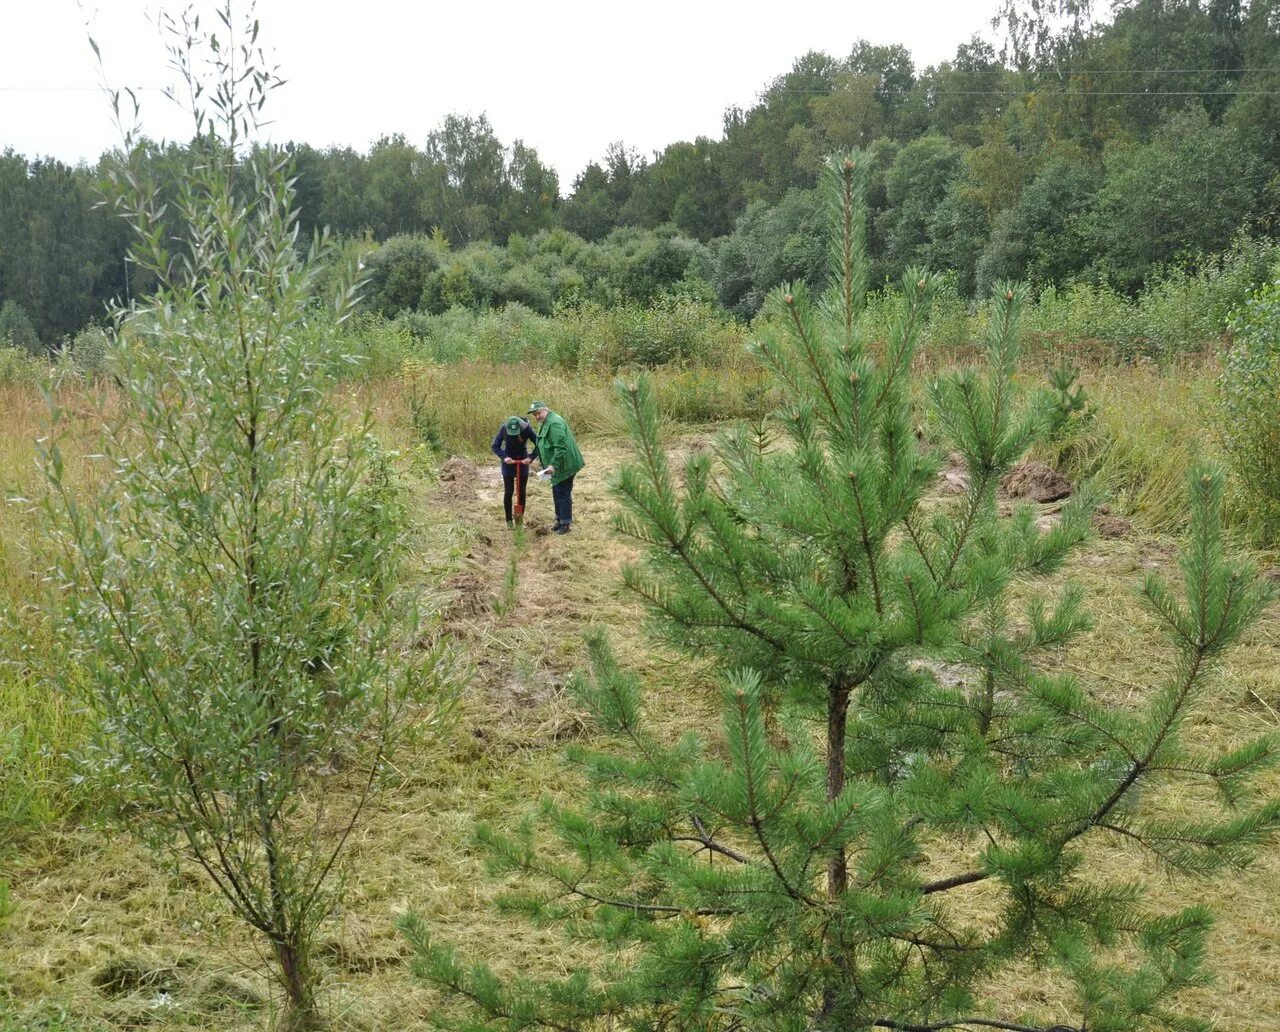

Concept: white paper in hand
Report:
left=537, top=468, right=552, bottom=480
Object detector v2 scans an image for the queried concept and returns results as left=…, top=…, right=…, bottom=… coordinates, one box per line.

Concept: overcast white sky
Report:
left=2, top=0, right=1000, bottom=184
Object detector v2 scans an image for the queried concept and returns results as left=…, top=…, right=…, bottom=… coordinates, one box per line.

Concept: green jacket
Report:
left=536, top=411, right=584, bottom=486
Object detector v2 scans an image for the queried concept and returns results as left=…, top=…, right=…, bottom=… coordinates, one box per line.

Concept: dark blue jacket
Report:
left=492, top=421, right=540, bottom=476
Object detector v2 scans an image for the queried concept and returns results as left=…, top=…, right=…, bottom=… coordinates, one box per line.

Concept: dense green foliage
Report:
left=39, top=10, right=428, bottom=1027
left=1218, top=269, right=1280, bottom=540
left=0, top=301, right=40, bottom=354
left=352, top=226, right=714, bottom=318
left=3, top=0, right=1279, bottom=348
left=404, top=153, right=1280, bottom=1032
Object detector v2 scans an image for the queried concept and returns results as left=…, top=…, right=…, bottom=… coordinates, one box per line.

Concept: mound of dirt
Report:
left=442, top=571, right=494, bottom=618
left=1093, top=509, right=1132, bottom=539
left=1000, top=461, right=1072, bottom=503
left=936, top=451, right=970, bottom=494
left=439, top=456, right=477, bottom=481
left=438, top=456, right=481, bottom=503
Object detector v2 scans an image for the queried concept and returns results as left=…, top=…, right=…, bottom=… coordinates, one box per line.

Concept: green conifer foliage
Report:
left=404, top=155, right=1279, bottom=1032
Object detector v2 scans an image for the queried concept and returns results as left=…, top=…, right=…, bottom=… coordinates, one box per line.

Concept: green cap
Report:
left=505, top=416, right=524, bottom=436
left=527, top=400, right=548, bottom=414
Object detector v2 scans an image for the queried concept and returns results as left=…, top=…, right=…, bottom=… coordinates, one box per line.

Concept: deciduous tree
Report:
left=44, top=7, right=434, bottom=1026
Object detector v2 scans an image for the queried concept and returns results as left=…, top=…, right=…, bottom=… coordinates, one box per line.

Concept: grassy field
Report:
left=1, top=358, right=1277, bottom=1030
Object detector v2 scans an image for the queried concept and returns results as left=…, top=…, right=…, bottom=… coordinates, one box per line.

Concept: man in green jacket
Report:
left=528, top=400, right=584, bottom=535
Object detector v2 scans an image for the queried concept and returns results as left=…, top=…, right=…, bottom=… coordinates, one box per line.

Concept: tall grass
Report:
left=862, top=238, right=1275, bottom=358
left=389, top=295, right=749, bottom=373
left=1033, top=362, right=1225, bottom=535
left=0, top=388, right=104, bottom=839
left=0, top=348, right=47, bottom=388
left=388, top=360, right=774, bottom=456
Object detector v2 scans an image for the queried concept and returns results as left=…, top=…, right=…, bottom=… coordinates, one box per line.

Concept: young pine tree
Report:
left=43, top=6, right=424, bottom=1027
left=403, top=155, right=1279, bottom=1032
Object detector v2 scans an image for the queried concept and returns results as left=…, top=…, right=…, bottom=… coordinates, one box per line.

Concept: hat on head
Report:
left=505, top=416, right=524, bottom=436
left=527, top=400, right=548, bottom=414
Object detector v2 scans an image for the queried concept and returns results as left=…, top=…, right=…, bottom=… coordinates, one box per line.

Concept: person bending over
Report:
left=491, top=415, right=539, bottom=527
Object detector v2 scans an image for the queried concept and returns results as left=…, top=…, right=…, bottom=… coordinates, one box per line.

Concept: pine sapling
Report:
left=403, top=153, right=1279, bottom=1032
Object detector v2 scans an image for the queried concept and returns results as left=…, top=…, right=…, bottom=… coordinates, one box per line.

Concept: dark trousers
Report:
left=502, top=465, right=529, bottom=522
left=551, top=474, right=575, bottom=526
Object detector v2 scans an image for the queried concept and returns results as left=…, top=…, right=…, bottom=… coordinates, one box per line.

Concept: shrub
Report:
left=0, top=345, right=44, bottom=387
left=0, top=302, right=41, bottom=356
left=1218, top=270, right=1280, bottom=541
left=44, top=12, right=427, bottom=1024
left=494, top=265, right=554, bottom=313
left=361, top=234, right=448, bottom=317
left=63, top=325, right=112, bottom=380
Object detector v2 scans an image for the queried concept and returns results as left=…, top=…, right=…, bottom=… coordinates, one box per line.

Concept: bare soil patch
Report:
left=1000, top=460, right=1073, bottom=502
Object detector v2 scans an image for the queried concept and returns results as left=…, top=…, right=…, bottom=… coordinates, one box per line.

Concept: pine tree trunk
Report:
left=826, top=678, right=853, bottom=899
left=819, top=681, right=854, bottom=1023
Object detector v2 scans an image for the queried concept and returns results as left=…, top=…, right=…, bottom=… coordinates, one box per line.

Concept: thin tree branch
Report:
left=874, top=1017, right=1080, bottom=1032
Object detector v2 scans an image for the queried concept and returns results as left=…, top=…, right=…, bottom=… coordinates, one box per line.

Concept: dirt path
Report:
left=425, top=445, right=695, bottom=741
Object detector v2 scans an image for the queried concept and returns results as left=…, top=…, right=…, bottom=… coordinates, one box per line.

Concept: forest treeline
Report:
left=2, top=0, right=1279, bottom=350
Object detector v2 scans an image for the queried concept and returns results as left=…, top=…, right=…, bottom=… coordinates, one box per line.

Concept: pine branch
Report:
left=401, top=917, right=599, bottom=1032
left=920, top=869, right=991, bottom=895
left=784, top=290, right=843, bottom=430
left=892, top=933, right=979, bottom=954
left=682, top=814, right=753, bottom=865
left=873, top=1019, right=1080, bottom=1032
left=616, top=380, right=785, bottom=653
left=726, top=683, right=822, bottom=907
left=1071, top=650, right=1207, bottom=840
left=555, top=884, right=737, bottom=919
left=941, top=473, right=997, bottom=587
left=903, top=514, right=941, bottom=585
left=847, top=470, right=884, bottom=613
left=874, top=273, right=932, bottom=409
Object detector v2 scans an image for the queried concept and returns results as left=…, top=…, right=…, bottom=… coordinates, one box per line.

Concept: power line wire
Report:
left=759, top=87, right=1280, bottom=97
left=0, top=85, right=169, bottom=92
left=4, top=65, right=1279, bottom=94
left=941, top=66, right=1278, bottom=74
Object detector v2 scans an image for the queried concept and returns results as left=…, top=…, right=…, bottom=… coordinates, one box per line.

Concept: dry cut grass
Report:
left=1, top=371, right=1277, bottom=1031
